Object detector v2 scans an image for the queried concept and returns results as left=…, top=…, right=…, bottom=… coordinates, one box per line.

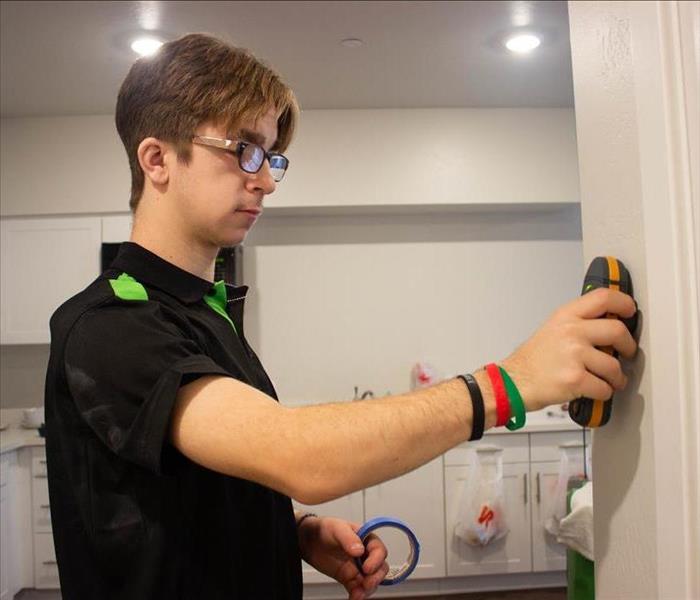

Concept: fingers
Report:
left=337, top=558, right=361, bottom=585
left=333, top=523, right=366, bottom=558
left=345, top=560, right=390, bottom=600
left=570, top=288, right=637, bottom=321
left=576, top=369, right=616, bottom=402
left=360, top=534, right=388, bottom=575
left=346, top=562, right=389, bottom=599
left=349, top=590, right=364, bottom=600
left=358, top=534, right=389, bottom=596
left=347, top=573, right=366, bottom=600
left=362, top=561, right=390, bottom=594
left=582, top=317, right=637, bottom=359
left=582, top=346, right=627, bottom=394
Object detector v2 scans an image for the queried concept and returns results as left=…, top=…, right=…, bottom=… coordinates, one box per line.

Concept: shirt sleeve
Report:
left=63, top=300, right=231, bottom=474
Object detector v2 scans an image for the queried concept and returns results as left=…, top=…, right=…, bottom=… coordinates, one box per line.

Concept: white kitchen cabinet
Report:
left=530, top=461, right=568, bottom=571
left=0, top=449, right=32, bottom=599
left=529, top=430, right=590, bottom=463
left=32, top=461, right=51, bottom=533
left=445, top=462, right=532, bottom=576
left=0, top=216, right=101, bottom=344
left=30, top=448, right=58, bottom=589
left=33, top=532, right=59, bottom=589
left=363, top=458, right=445, bottom=579
left=292, top=492, right=364, bottom=584
left=530, top=430, right=590, bottom=572
left=444, top=433, right=530, bottom=467
left=0, top=453, right=11, bottom=600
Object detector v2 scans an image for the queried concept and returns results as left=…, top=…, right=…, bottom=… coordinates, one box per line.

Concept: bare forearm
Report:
left=171, top=369, right=495, bottom=505
left=283, top=369, right=496, bottom=503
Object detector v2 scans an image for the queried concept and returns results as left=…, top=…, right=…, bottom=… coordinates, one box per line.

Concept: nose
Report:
left=246, top=160, right=277, bottom=196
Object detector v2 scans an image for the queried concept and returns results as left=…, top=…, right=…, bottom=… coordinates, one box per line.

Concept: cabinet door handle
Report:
left=34, top=474, right=48, bottom=479
left=42, top=560, right=58, bottom=565
left=536, top=472, right=541, bottom=504
left=39, top=459, right=47, bottom=464
left=475, top=445, right=503, bottom=453
left=40, top=504, right=50, bottom=509
left=523, top=473, right=528, bottom=504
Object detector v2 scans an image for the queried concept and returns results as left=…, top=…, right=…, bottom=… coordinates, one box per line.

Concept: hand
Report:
left=501, top=288, right=638, bottom=411
left=297, top=516, right=389, bottom=600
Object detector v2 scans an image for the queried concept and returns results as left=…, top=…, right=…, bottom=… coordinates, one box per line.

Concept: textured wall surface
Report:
left=570, top=1, right=700, bottom=598
left=569, top=1, right=658, bottom=598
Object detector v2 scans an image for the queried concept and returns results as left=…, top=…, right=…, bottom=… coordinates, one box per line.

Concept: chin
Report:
left=215, top=229, right=247, bottom=248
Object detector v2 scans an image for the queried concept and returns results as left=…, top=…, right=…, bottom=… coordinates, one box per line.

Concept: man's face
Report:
left=169, top=106, right=280, bottom=248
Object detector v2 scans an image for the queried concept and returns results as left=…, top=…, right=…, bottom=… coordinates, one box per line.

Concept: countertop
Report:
left=0, top=408, right=45, bottom=454
left=0, top=425, right=45, bottom=454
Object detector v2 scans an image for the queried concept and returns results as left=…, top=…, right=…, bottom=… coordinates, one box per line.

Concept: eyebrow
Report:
left=237, top=128, right=277, bottom=151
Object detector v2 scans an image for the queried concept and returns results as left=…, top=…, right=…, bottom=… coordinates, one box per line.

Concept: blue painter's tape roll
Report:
left=354, top=516, right=420, bottom=586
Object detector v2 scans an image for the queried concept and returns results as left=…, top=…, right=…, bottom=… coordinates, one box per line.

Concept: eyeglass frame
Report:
left=191, top=135, right=290, bottom=182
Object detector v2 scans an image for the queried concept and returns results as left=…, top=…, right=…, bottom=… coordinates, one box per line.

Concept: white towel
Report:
left=556, top=481, right=594, bottom=561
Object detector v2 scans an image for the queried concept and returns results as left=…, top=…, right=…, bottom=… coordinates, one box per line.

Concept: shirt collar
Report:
left=109, top=242, right=223, bottom=304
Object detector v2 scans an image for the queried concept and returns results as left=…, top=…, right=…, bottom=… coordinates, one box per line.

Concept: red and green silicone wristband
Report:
left=499, top=366, right=526, bottom=430
left=485, top=363, right=510, bottom=427
left=485, top=363, right=527, bottom=430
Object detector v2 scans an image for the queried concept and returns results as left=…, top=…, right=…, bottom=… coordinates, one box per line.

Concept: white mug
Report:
left=22, top=407, right=44, bottom=428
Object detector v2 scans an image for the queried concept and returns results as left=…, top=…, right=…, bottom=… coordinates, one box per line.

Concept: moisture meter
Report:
left=568, top=256, right=638, bottom=428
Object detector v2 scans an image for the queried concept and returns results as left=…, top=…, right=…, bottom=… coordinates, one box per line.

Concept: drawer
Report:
left=32, top=476, right=52, bottom=532
left=32, top=455, right=48, bottom=477
left=444, top=433, right=529, bottom=466
left=530, top=430, right=591, bottom=463
left=34, top=532, right=60, bottom=589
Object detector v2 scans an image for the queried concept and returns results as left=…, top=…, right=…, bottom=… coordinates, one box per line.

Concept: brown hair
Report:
left=115, top=33, right=300, bottom=211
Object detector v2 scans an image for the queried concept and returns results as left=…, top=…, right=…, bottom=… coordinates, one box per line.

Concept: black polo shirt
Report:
left=44, top=241, right=302, bottom=600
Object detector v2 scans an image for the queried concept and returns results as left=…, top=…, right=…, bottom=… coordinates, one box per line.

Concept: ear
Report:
left=137, top=137, right=171, bottom=188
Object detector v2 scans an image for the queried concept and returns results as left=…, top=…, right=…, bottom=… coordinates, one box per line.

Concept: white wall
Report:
left=0, top=108, right=579, bottom=216
left=0, top=345, right=50, bottom=409
left=0, top=115, right=130, bottom=216
left=244, top=207, right=583, bottom=404
left=569, top=1, right=700, bottom=598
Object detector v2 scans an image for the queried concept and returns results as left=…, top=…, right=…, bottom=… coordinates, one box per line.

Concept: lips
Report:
left=237, top=208, right=262, bottom=216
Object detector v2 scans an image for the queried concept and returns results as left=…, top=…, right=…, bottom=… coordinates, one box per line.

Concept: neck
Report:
left=129, top=198, right=219, bottom=282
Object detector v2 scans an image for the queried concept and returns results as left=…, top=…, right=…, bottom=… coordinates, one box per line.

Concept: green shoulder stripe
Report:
left=204, top=280, right=238, bottom=335
left=109, top=273, right=148, bottom=301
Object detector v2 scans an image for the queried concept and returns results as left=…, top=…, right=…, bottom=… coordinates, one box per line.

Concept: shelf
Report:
left=262, top=202, right=580, bottom=218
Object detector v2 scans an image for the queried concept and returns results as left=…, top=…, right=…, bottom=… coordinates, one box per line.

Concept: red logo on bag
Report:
left=478, top=505, right=495, bottom=525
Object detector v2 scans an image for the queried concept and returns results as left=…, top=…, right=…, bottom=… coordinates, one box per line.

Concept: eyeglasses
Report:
left=192, top=135, right=289, bottom=182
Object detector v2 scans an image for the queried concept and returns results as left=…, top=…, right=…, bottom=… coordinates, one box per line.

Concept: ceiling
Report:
left=0, top=1, right=574, bottom=117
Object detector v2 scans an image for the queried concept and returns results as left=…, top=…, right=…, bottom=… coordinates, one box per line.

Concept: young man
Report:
left=44, top=33, right=638, bottom=600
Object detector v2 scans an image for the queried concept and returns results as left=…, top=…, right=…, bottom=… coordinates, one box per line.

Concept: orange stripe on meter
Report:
left=607, top=256, right=620, bottom=290
left=589, top=396, right=604, bottom=427
left=589, top=257, right=622, bottom=427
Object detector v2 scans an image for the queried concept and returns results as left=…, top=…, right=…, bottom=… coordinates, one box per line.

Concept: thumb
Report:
left=333, top=521, right=366, bottom=557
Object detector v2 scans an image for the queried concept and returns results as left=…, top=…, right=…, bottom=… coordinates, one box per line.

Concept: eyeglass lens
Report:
left=239, top=143, right=288, bottom=182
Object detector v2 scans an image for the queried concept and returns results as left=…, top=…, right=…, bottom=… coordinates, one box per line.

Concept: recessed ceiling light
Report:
left=340, top=38, right=364, bottom=48
left=131, top=37, right=164, bottom=57
left=505, top=33, right=541, bottom=54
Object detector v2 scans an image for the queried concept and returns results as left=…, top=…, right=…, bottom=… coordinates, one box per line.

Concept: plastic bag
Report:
left=454, top=448, right=509, bottom=546
left=410, top=362, right=442, bottom=390
left=544, top=444, right=589, bottom=537
left=556, top=481, right=594, bottom=560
